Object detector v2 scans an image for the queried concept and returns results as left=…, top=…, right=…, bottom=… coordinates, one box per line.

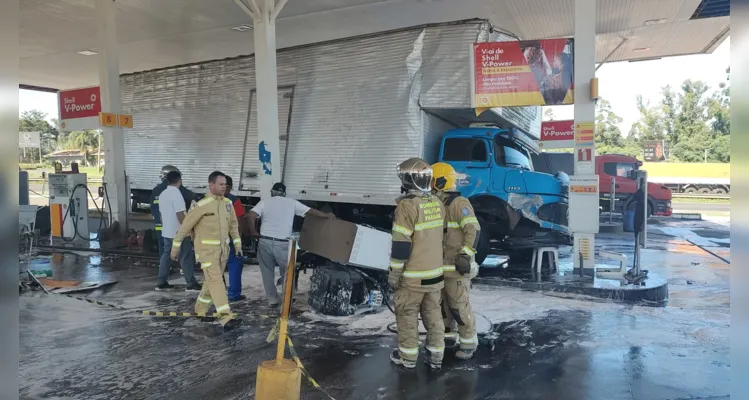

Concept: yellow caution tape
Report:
left=287, top=336, right=336, bottom=400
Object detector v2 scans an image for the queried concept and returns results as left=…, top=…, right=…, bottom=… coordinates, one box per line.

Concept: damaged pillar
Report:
left=570, top=0, right=599, bottom=272
left=96, top=0, right=128, bottom=229
left=236, top=0, right=286, bottom=199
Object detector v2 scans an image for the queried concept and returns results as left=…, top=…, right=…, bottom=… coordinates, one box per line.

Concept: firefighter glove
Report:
left=455, top=254, right=472, bottom=275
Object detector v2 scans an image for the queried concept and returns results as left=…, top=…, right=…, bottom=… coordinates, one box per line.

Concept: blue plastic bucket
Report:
left=623, top=210, right=635, bottom=232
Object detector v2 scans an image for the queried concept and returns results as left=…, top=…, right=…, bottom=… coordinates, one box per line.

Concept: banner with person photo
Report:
left=471, top=38, right=574, bottom=108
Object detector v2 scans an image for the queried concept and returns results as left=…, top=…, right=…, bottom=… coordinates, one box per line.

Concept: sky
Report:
left=19, top=37, right=730, bottom=134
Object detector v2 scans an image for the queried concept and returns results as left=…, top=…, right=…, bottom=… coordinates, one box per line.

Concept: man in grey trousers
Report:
left=247, top=182, right=334, bottom=306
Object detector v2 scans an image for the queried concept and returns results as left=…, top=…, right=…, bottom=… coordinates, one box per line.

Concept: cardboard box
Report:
left=299, top=216, right=390, bottom=271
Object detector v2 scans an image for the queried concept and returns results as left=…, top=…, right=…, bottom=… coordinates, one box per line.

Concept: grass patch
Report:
left=671, top=197, right=730, bottom=204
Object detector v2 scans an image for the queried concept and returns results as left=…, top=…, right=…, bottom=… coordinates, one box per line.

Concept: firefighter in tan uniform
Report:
left=171, top=171, right=243, bottom=332
left=389, top=158, right=446, bottom=370
left=432, top=162, right=480, bottom=360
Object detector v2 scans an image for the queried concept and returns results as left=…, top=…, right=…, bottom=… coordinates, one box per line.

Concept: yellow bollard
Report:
left=255, top=238, right=301, bottom=400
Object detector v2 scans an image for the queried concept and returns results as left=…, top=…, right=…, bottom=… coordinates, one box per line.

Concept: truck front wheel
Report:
left=475, top=215, right=491, bottom=266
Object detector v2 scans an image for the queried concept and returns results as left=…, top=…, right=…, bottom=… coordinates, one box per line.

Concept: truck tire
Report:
left=475, top=216, right=491, bottom=266
left=712, top=188, right=727, bottom=195
left=684, top=187, right=698, bottom=194
left=698, top=188, right=711, bottom=194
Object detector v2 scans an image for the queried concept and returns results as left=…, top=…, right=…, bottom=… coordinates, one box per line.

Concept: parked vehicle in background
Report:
left=533, top=153, right=672, bottom=217
left=641, top=162, right=730, bottom=195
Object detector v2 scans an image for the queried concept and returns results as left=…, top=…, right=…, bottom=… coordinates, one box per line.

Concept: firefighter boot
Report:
left=390, top=350, right=416, bottom=369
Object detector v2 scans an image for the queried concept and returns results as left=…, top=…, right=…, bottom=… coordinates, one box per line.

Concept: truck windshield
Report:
left=603, top=162, right=635, bottom=179
left=494, top=137, right=533, bottom=171
left=442, top=138, right=488, bottom=162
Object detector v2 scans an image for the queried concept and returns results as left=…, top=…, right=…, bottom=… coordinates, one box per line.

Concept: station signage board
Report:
left=538, top=120, right=574, bottom=149
left=59, top=86, right=101, bottom=131
left=471, top=38, right=574, bottom=108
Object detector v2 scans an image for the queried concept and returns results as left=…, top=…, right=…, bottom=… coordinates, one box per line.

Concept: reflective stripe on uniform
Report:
left=201, top=239, right=221, bottom=245
left=462, top=246, right=476, bottom=256
left=460, top=335, right=478, bottom=345
left=392, top=224, right=413, bottom=237
left=153, top=199, right=159, bottom=204
left=216, top=304, right=231, bottom=313
left=399, top=347, right=419, bottom=355
left=415, top=220, right=443, bottom=231
left=200, top=262, right=212, bottom=269
left=403, top=267, right=443, bottom=279
left=446, top=221, right=460, bottom=229
left=197, top=296, right=212, bottom=304
left=172, top=240, right=181, bottom=248
left=389, top=260, right=405, bottom=269
left=155, top=226, right=162, bottom=231
left=233, top=238, right=241, bottom=245
left=444, top=332, right=458, bottom=339
left=426, top=346, right=445, bottom=353
left=442, top=264, right=456, bottom=272
left=460, top=216, right=479, bottom=228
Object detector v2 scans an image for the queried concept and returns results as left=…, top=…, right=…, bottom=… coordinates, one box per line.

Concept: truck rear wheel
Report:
left=475, top=216, right=491, bottom=266
left=712, top=188, right=727, bottom=195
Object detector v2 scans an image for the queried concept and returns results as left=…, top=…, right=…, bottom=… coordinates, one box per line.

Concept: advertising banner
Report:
left=471, top=38, right=574, bottom=108
left=643, top=140, right=666, bottom=162
left=19, top=131, right=41, bottom=148
left=538, top=120, right=574, bottom=149
left=59, top=86, right=101, bottom=131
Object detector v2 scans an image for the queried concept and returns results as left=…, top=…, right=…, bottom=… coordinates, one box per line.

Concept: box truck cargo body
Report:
left=122, top=20, right=569, bottom=262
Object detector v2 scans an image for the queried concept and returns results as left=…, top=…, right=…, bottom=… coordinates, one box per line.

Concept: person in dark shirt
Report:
left=150, top=165, right=195, bottom=257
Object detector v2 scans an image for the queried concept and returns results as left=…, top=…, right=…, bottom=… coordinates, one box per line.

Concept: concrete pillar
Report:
left=252, top=0, right=285, bottom=199
left=571, top=0, right=599, bottom=272
left=95, top=0, right=128, bottom=229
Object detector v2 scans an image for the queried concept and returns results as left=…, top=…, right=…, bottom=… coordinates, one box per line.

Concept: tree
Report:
left=543, top=108, right=556, bottom=121
left=594, top=98, right=640, bottom=158
left=628, top=73, right=730, bottom=163
left=18, top=110, right=59, bottom=157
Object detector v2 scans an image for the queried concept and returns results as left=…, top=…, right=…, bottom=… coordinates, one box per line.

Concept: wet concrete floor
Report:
left=19, top=218, right=730, bottom=400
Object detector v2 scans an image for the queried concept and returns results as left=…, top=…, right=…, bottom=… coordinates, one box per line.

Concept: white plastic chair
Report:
left=531, top=246, right=559, bottom=281
left=19, top=205, right=41, bottom=257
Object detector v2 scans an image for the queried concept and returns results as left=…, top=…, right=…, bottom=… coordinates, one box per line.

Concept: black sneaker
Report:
left=155, top=282, right=175, bottom=291
left=223, top=318, right=244, bottom=332
left=200, top=316, right=216, bottom=323
left=229, top=294, right=247, bottom=303
left=390, top=350, right=416, bottom=369
left=185, top=282, right=202, bottom=292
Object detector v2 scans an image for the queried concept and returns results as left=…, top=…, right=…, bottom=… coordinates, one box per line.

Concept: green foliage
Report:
left=609, top=68, right=730, bottom=163
left=18, top=110, right=59, bottom=159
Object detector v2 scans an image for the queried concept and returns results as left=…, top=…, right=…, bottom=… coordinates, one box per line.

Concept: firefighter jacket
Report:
left=172, top=194, right=241, bottom=258
left=390, top=190, right=445, bottom=292
left=437, top=191, right=480, bottom=279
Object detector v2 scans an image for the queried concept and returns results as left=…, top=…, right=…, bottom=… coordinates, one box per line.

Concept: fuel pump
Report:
left=49, top=172, right=89, bottom=242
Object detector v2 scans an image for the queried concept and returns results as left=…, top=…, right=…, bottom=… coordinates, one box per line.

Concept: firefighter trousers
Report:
left=194, top=248, right=233, bottom=326
left=442, top=278, right=477, bottom=351
left=394, top=287, right=444, bottom=363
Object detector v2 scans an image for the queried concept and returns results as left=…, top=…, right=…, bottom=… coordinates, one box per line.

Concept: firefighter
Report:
left=150, top=165, right=194, bottom=257
left=432, top=162, right=480, bottom=360
left=171, top=171, right=243, bottom=332
left=389, top=157, right=446, bottom=370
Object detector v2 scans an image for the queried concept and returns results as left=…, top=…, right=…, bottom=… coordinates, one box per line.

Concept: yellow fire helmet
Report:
left=432, top=162, right=457, bottom=191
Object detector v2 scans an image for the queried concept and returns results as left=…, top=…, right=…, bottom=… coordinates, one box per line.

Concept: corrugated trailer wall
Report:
left=121, top=20, right=491, bottom=204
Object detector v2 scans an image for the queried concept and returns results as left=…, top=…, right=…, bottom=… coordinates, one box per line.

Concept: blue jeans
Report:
left=158, top=237, right=197, bottom=285
left=227, top=244, right=244, bottom=300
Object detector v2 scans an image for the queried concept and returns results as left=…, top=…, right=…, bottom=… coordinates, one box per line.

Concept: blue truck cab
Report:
left=438, top=124, right=572, bottom=263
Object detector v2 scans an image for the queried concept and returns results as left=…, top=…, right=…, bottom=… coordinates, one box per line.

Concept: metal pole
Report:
left=609, top=176, right=615, bottom=223
left=275, top=238, right=297, bottom=365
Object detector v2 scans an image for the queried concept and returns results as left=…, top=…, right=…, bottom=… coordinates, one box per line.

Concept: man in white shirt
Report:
left=247, top=182, right=333, bottom=306
left=156, top=171, right=201, bottom=291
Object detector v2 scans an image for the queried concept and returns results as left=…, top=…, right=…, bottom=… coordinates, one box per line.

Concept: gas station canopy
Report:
left=21, top=0, right=729, bottom=91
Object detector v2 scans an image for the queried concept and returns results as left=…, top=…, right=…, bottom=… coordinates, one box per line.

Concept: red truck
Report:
left=532, top=153, right=673, bottom=217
